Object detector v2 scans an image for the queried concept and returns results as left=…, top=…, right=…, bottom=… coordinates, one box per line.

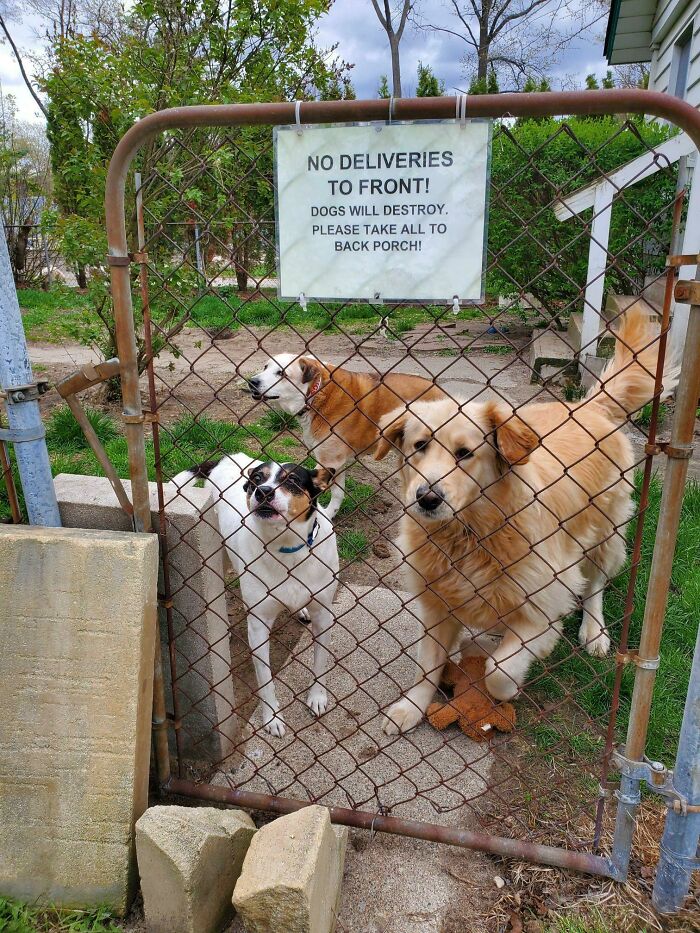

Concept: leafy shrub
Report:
left=488, top=117, right=676, bottom=321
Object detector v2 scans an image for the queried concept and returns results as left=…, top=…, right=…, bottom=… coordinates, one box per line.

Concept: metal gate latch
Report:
left=612, top=747, right=693, bottom=814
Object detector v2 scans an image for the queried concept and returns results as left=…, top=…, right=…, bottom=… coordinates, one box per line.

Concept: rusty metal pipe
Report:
left=135, top=171, right=176, bottom=784
left=0, top=438, right=20, bottom=522
left=166, top=776, right=616, bottom=878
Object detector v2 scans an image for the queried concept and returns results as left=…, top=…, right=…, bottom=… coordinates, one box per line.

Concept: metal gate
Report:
left=104, top=90, right=700, bottom=886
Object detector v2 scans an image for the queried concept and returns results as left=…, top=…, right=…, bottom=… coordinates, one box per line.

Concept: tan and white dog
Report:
left=375, top=306, right=670, bottom=734
left=248, top=353, right=443, bottom=517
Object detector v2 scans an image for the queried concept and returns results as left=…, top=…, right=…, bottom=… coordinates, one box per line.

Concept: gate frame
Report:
left=104, top=89, right=700, bottom=884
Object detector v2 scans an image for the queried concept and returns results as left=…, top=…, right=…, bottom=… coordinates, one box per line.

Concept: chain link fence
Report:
left=101, top=91, right=700, bottom=893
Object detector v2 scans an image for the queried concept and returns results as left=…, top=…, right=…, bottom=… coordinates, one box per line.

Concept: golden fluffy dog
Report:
left=376, top=306, right=667, bottom=734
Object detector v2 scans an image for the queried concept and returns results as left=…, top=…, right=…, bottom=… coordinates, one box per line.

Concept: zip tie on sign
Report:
left=452, top=296, right=461, bottom=315
left=456, top=93, right=468, bottom=127
left=299, top=292, right=308, bottom=311
left=295, top=99, right=303, bottom=135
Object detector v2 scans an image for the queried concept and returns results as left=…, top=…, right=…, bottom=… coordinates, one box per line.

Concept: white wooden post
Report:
left=670, top=153, right=699, bottom=360
left=580, top=180, right=614, bottom=373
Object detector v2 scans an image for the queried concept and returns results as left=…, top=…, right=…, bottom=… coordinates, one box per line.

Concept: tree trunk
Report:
left=389, top=34, right=402, bottom=98
left=76, top=265, right=87, bottom=289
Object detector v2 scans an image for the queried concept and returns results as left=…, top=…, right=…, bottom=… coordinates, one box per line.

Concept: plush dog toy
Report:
left=427, top=656, right=516, bottom=740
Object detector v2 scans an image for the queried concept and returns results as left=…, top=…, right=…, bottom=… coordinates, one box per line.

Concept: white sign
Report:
left=274, top=120, right=491, bottom=303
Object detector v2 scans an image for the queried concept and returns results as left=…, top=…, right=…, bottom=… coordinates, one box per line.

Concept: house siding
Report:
left=649, top=0, right=700, bottom=108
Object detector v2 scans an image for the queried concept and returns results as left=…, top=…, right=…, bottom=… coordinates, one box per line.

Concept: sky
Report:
left=1, top=0, right=612, bottom=125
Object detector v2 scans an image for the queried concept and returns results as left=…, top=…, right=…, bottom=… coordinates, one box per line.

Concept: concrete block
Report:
left=54, top=474, right=239, bottom=766
left=528, top=328, right=577, bottom=384
left=136, top=805, right=255, bottom=933
left=233, top=806, right=348, bottom=933
left=0, top=524, right=158, bottom=913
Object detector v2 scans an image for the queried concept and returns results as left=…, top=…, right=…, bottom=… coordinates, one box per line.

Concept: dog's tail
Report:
left=583, top=302, right=678, bottom=424
left=170, top=459, right=220, bottom=490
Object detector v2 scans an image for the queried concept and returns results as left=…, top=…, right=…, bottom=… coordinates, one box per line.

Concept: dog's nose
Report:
left=255, top=485, right=274, bottom=502
left=416, top=484, right=443, bottom=511
left=248, top=376, right=261, bottom=389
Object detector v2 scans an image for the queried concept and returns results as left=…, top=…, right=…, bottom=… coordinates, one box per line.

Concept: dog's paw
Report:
left=306, top=685, right=328, bottom=716
left=298, top=607, right=311, bottom=624
left=261, top=710, right=286, bottom=738
left=382, top=699, right=423, bottom=735
left=484, top=659, right=519, bottom=702
left=579, top=621, right=611, bottom=658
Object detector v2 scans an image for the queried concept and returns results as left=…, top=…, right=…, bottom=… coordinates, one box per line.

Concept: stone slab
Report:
left=137, top=805, right=255, bottom=933
left=0, top=524, right=158, bottom=913
left=232, top=806, right=347, bottom=933
left=54, top=474, right=239, bottom=766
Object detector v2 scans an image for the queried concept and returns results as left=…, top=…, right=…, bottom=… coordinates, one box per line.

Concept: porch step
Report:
left=580, top=353, right=608, bottom=390
left=567, top=312, right=615, bottom=356
left=642, top=276, right=668, bottom=310
left=529, top=329, right=577, bottom=383
left=605, top=292, right=662, bottom=321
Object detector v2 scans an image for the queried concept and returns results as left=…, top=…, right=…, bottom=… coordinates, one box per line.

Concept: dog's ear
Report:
left=299, top=356, right=322, bottom=385
left=486, top=402, right=539, bottom=466
left=375, top=411, right=408, bottom=461
left=311, top=466, right=336, bottom=494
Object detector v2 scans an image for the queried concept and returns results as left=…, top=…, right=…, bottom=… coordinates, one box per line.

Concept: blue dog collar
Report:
left=278, top=519, right=320, bottom=554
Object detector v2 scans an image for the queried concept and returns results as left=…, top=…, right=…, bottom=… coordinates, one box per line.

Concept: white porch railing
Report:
left=554, top=131, right=699, bottom=365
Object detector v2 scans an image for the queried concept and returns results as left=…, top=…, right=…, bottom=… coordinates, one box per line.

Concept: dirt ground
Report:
left=28, top=324, right=700, bottom=932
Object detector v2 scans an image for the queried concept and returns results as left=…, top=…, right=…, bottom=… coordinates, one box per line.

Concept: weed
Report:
left=45, top=406, right=120, bottom=449
left=259, top=410, right=299, bottom=433
left=338, top=530, right=370, bottom=563
left=563, top=381, right=586, bottom=402
left=0, top=897, right=120, bottom=932
left=634, top=401, right=667, bottom=428
left=481, top=343, right=512, bottom=355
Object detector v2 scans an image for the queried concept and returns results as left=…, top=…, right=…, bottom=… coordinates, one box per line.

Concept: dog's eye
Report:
left=414, top=439, right=429, bottom=452
left=276, top=369, right=283, bottom=377
left=455, top=447, right=473, bottom=461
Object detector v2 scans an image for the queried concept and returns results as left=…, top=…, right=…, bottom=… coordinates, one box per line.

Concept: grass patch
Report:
left=18, top=285, right=487, bottom=345
left=338, top=530, right=370, bottom=563
left=17, top=287, right=90, bottom=342
left=528, top=475, right=700, bottom=765
left=45, top=406, right=120, bottom=450
left=0, top=896, right=120, bottom=932
left=480, top=343, right=512, bottom=355
left=634, top=401, right=667, bottom=428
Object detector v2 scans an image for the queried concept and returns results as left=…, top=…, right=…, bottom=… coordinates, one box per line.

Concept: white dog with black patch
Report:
left=173, top=454, right=338, bottom=737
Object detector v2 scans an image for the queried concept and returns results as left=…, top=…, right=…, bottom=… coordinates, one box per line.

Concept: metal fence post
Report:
left=0, top=226, right=61, bottom=527
left=652, top=616, right=700, bottom=912
left=610, top=300, right=700, bottom=881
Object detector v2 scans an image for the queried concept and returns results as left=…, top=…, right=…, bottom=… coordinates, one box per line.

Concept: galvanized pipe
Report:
left=611, top=301, right=700, bottom=881
left=0, top=227, right=61, bottom=527
left=652, top=605, right=700, bottom=912
left=166, top=776, right=616, bottom=878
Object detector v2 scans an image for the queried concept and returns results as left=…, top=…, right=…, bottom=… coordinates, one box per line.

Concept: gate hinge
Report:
left=674, top=279, right=700, bottom=304
left=614, top=649, right=660, bottom=670
left=612, top=747, right=695, bottom=814
left=644, top=441, right=694, bottom=460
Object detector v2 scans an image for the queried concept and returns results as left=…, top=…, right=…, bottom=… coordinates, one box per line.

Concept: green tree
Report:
left=416, top=62, right=443, bottom=97
left=40, top=0, right=346, bottom=378
left=377, top=74, right=390, bottom=98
